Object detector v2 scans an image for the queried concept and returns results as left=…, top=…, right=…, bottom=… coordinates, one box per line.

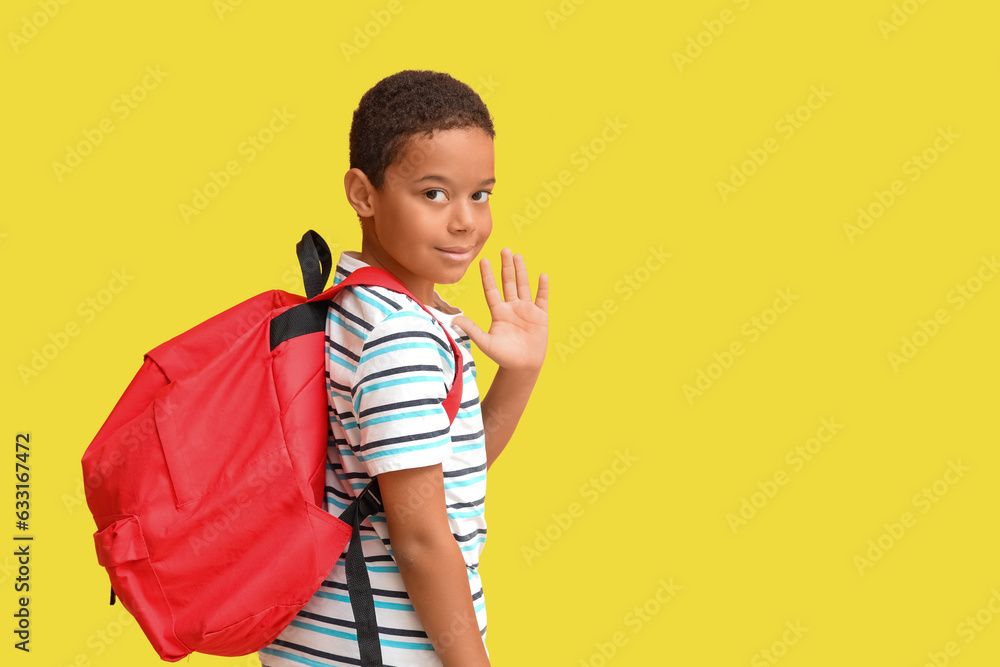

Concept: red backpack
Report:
left=82, top=231, right=462, bottom=665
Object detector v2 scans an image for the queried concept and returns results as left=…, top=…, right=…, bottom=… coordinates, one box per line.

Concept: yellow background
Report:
left=3, top=0, right=999, bottom=665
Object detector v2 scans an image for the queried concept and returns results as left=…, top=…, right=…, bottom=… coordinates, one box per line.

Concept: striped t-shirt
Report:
left=260, top=251, right=488, bottom=667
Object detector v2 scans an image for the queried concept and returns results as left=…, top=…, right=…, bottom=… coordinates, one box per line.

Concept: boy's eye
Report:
left=424, top=189, right=446, bottom=201
left=472, top=190, right=492, bottom=202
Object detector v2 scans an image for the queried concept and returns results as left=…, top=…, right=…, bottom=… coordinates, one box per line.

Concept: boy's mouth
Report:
left=436, top=246, right=474, bottom=261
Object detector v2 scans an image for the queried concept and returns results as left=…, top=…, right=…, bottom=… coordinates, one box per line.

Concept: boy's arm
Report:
left=480, top=367, right=540, bottom=469
left=454, top=249, right=549, bottom=470
left=378, top=464, right=490, bottom=667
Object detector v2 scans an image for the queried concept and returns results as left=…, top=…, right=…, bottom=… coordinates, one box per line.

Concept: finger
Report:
left=514, top=253, right=532, bottom=301
left=535, top=273, right=549, bottom=313
left=479, top=258, right=503, bottom=310
left=500, top=248, right=516, bottom=302
left=453, top=315, right=488, bottom=349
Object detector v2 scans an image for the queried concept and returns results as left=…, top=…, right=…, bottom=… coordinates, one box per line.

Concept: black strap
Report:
left=296, top=230, right=333, bottom=300
left=338, top=480, right=384, bottom=667
left=269, top=301, right=327, bottom=351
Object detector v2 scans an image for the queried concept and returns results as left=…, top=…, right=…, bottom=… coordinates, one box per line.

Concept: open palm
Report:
left=453, top=249, right=549, bottom=372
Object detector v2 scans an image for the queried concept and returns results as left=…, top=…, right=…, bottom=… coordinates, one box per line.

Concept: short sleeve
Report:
left=350, top=308, right=457, bottom=476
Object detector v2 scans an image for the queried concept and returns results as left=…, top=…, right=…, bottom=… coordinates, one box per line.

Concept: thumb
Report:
left=453, top=315, right=488, bottom=347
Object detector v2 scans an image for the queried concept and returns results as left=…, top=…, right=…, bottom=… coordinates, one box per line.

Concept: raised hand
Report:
left=453, top=248, right=549, bottom=372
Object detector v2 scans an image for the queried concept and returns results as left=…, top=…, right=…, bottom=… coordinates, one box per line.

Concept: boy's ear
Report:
left=344, top=168, right=376, bottom=218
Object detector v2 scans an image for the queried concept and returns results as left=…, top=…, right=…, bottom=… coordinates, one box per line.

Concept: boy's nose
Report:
left=448, top=202, right=475, bottom=231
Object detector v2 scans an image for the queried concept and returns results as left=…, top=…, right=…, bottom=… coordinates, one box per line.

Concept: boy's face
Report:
left=359, top=127, right=495, bottom=304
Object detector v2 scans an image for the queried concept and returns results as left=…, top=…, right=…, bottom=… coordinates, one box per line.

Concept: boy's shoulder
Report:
left=330, top=284, right=459, bottom=391
left=328, top=254, right=453, bottom=352
left=335, top=283, right=438, bottom=332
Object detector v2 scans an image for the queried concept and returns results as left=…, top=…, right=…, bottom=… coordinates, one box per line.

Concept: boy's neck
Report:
left=357, top=246, right=437, bottom=306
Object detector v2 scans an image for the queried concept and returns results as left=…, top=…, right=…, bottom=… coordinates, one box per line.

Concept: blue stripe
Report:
left=354, top=289, right=393, bottom=316
left=329, top=388, right=352, bottom=403
left=259, top=647, right=343, bottom=667
left=361, top=437, right=451, bottom=461
left=460, top=537, right=487, bottom=552
left=445, top=473, right=486, bottom=489
left=326, top=352, right=358, bottom=374
left=369, top=565, right=400, bottom=573
left=360, top=342, right=454, bottom=370
left=353, top=375, right=444, bottom=413
left=359, top=409, right=443, bottom=430
left=458, top=405, right=482, bottom=418
left=363, top=375, right=444, bottom=393
left=327, top=312, right=366, bottom=340
left=383, top=311, right=439, bottom=326
left=314, top=589, right=416, bottom=612
left=284, top=620, right=436, bottom=651
left=325, top=496, right=349, bottom=511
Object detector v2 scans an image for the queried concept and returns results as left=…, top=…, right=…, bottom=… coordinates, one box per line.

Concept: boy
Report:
left=260, top=70, right=548, bottom=667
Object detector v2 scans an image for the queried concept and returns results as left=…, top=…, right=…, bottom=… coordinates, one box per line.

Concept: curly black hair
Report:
left=349, top=70, right=495, bottom=190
